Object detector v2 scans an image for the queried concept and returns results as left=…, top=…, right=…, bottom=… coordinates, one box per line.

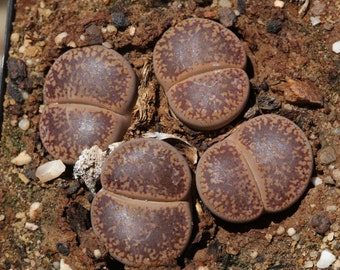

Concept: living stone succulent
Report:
left=39, top=45, right=137, bottom=164
left=153, top=18, right=249, bottom=130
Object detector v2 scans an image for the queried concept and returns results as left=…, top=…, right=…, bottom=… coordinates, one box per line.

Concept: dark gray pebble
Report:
left=311, top=213, right=331, bottom=235
left=111, top=11, right=130, bottom=30
left=266, top=19, right=282, bottom=34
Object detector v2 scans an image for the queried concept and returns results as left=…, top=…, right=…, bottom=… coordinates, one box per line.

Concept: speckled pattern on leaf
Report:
left=196, top=114, right=314, bottom=223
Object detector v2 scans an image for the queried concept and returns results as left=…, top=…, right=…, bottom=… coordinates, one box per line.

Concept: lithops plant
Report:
left=39, top=45, right=136, bottom=164
left=153, top=18, right=249, bottom=130
left=196, top=114, right=313, bottom=223
left=91, top=138, right=192, bottom=267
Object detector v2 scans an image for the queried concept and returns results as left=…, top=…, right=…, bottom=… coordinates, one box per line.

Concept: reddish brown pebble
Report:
left=284, top=79, right=323, bottom=107
left=39, top=45, right=136, bottom=164
left=91, top=138, right=192, bottom=267
left=153, top=18, right=249, bottom=130
left=196, top=114, right=313, bottom=223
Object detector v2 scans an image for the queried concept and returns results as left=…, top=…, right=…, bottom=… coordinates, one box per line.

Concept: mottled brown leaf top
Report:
left=91, top=138, right=193, bottom=267
left=196, top=114, right=313, bottom=223
left=39, top=46, right=136, bottom=164
left=153, top=18, right=249, bottom=130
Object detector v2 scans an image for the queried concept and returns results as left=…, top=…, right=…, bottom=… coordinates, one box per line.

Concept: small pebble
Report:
left=52, top=261, right=60, bottom=269
left=310, top=250, right=319, bottom=259
left=18, top=173, right=30, bottom=184
left=311, top=0, right=326, bottom=16
left=218, top=0, right=232, bottom=8
left=25, top=222, right=39, bottom=231
left=55, top=32, right=68, bottom=46
left=35, top=160, right=66, bottom=183
left=111, top=11, right=130, bottom=30
left=107, top=24, right=117, bottom=33
left=11, top=151, right=32, bottom=166
left=15, top=212, right=26, bottom=219
left=332, top=41, right=340, bottom=54
left=7, top=83, right=24, bottom=104
left=18, top=118, right=30, bottom=131
left=285, top=79, right=323, bottom=107
left=303, top=260, right=314, bottom=268
left=274, top=0, right=284, bottom=8
left=332, top=168, right=340, bottom=181
left=265, top=233, right=273, bottom=242
left=128, top=26, right=136, bottom=36
left=102, top=41, right=113, bottom=49
left=316, top=250, right=336, bottom=268
left=250, top=250, right=258, bottom=259
left=8, top=57, right=27, bottom=82
left=318, top=146, right=336, bottom=165
left=93, top=249, right=102, bottom=259
left=219, top=7, right=237, bottom=28
left=291, top=233, right=300, bottom=241
left=56, top=242, right=70, bottom=256
left=60, top=259, right=73, bottom=270
left=29, top=202, right=42, bottom=221
left=323, top=22, right=334, bottom=31
left=324, top=176, right=335, bottom=185
left=10, top=32, right=20, bottom=43
left=326, top=232, right=334, bottom=241
left=0, top=214, right=5, bottom=221
left=266, top=19, right=282, bottom=34
left=310, top=16, right=321, bottom=26
left=326, top=205, right=337, bottom=212
left=311, top=176, right=323, bottom=186
left=333, top=127, right=340, bottom=135
left=287, top=227, right=296, bottom=236
left=276, top=226, right=285, bottom=235
left=311, top=213, right=331, bottom=234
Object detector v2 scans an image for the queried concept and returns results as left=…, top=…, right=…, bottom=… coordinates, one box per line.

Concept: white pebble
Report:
left=55, top=32, right=68, bottom=46
left=60, top=259, right=73, bottom=270
left=316, top=249, right=336, bottom=268
left=102, top=41, right=113, bottom=49
left=93, top=249, right=101, bottom=259
left=129, top=26, right=136, bottom=36
left=25, top=222, right=39, bottom=231
left=332, top=40, right=340, bottom=53
left=29, top=202, right=42, bottom=221
left=274, top=0, right=284, bottom=8
left=66, top=41, right=76, bottom=48
left=326, top=232, right=334, bottom=241
left=35, top=160, right=66, bottom=183
left=107, top=24, right=117, bottom=33
left=0, top=214, right=5, bottom=221
left=310, top=16, right=321, bottom=26
left=287, top=227, right=296, bottom=236
left=311, top=176, right=322, bottom=186
left=18, top=118, right=30, bottom=131
left=11, top=151, right=32, bottom=166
